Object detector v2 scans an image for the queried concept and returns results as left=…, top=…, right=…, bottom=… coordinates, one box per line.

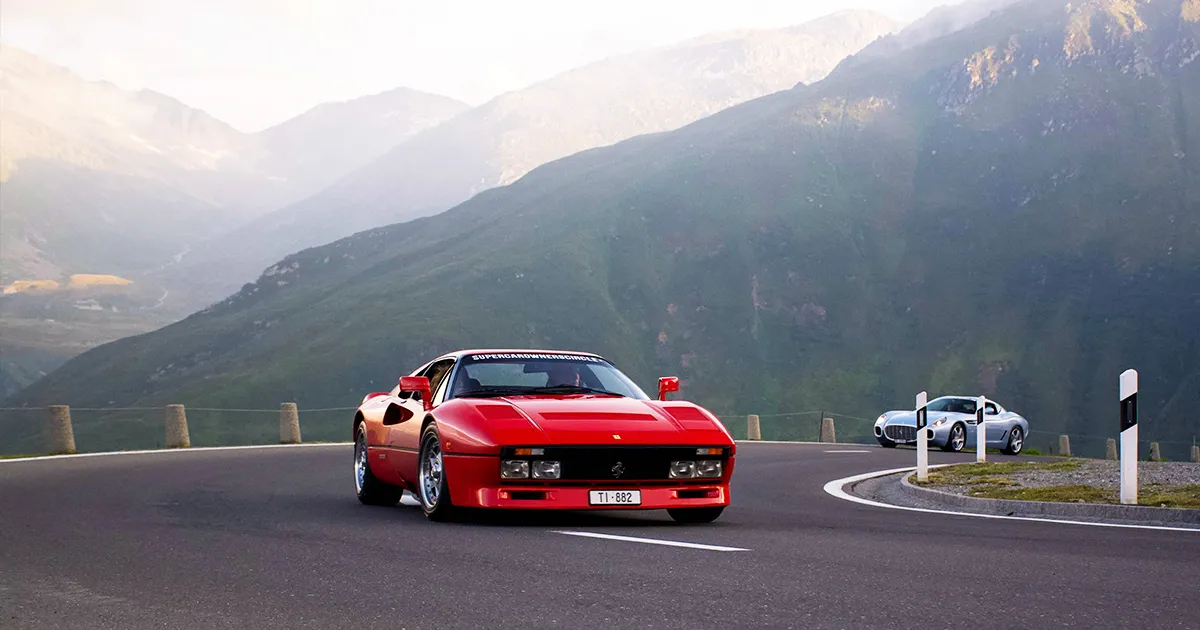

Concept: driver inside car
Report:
left=545, top=362, right=585, bottom=388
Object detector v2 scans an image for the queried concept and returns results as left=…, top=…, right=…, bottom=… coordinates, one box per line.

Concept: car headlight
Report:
left=669, top=460, right=697, bottom=478
left=500, top=459, right=530, bottom=479
left=669, top=460, right=723, bottom=478
left=695, top=460, right=722, bottom=478
left=932, top=416, right=948, bottom=427
left=531, top=460, right=561, bottom=480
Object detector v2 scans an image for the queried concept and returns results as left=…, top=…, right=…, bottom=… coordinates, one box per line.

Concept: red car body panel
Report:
left=353, top=349, right=736, bottom=512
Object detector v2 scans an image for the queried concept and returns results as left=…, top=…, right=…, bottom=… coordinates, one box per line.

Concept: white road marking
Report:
left=0, top=442, right=352, bottom=465
left=823, top=466, right=1200, bottom=533
left=552, top=530, right=750, bottom=552
left=823, top=449, right=873, bottom=453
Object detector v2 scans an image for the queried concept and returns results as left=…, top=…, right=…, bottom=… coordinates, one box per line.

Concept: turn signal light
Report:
left=695, top=448, right=723, bottom=456
left=513, top=448, right=545, bottom=456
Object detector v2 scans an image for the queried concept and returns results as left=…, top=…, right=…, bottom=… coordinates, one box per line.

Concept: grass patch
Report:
left=970, top=484, right=1114, bottom=503
left=1140, top=484, right=1200, bottom=509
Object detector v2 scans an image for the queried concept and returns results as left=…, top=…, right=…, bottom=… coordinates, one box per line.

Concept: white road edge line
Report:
left=552, top=530, right=750, bottom=552
left=823, top=450, right=873, bottom=453
left=2, top=439, right=827, bottom=465
left=0, top=442, right=353, bottom=464
left=823, top=465, right=1200, bottom=533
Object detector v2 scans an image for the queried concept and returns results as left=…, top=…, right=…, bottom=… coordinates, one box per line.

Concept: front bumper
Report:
left=875, top=423, right=948, bottom=447
left=444, top=453, right=732, bottom=510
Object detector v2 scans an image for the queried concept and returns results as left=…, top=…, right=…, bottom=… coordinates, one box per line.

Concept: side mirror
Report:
left=658, top=376, right=680, bottom=401
left=399, top=376, right=433, bottom=411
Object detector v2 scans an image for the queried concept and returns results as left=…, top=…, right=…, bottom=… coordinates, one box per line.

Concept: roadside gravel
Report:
left=1002, top=459, right=1200, bottom=489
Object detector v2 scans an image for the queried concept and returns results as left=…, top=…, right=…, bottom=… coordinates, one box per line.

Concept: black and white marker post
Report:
left=1120, top=369, right=1138, bottom=505
left=916, top=391, right=929, bottom=481
left=975, top=396, right=987, bottom=463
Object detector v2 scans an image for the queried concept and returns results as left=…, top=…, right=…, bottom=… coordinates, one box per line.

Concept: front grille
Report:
left=500, top=445, right=728, bottom=482
left=885, top=425, right=916, bottom=442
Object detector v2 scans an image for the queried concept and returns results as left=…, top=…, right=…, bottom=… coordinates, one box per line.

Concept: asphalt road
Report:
left=2, top=443, right=1198, bottom=629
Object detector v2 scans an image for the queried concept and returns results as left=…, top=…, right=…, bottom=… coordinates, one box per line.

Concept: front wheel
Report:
left=667, top=506, right=725, bottom=524
left=417, top=424, right=458, bottom=521
left=1003, top=426, right=1024, bottom=455
left=354, top=424, right=403, bottom=506
left=941, top=423, right=966, bottom=453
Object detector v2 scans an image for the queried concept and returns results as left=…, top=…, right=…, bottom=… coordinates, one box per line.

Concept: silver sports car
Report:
left=873, top=396, right=1029, bottom=455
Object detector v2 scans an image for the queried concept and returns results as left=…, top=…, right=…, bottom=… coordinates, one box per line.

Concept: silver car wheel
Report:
left=950, top=424, right=965, bottom=451
left=1009, top=427, right=1024, bottom=454
left=354, top=428, right=367, bottom=494
left=419, top=433, right=443, bottom=508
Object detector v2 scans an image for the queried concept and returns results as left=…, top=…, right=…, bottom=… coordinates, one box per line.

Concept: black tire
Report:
left=354, top=423, right=404, bottom=506
left=667, top=506, right=725, bottom=524
left=877, top=440, right=897, bottom=448
left=1003, top=426, right=1024, bottom=455
left=941, top=423, right=966, bottom=453
left=417, top=423, right=458, bottom=521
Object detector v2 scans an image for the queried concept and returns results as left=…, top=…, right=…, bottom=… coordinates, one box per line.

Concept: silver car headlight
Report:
left=932, top=417, right=947, bottom=427
left=669, top=461, right=697, bottom=478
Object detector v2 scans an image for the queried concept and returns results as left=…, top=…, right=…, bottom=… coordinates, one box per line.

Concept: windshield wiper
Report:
left=526, top=385, right=624, bottom=397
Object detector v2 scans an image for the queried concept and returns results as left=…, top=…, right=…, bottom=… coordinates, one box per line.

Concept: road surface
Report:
left=1, top=443, right=1197, bottom=629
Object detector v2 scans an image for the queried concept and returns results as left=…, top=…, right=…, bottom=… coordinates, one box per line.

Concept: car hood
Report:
left=461, top=396, right=733, bottom=447
left=883, top=411, right=918, bottom=427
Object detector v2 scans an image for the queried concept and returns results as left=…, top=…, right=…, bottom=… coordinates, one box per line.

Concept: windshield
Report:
left=448, top=353, right=650, bottom=400
left=928, top=398, right=976, bottom=414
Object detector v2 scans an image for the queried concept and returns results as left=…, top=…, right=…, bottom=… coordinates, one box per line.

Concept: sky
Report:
left=0, top=0, right=954, bottom=132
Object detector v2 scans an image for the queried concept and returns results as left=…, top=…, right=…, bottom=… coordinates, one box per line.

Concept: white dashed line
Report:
left=823, top=449, right=873, bottom=453
left=552, top=530, right=750, bottom=552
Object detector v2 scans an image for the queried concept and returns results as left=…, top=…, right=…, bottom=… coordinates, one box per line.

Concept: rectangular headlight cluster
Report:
left=501, top=448, right=561, bottom=480
left=669, top=460, right=722, bottom=478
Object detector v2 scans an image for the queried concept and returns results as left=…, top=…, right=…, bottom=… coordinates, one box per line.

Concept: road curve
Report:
left=2, top=443, right=1198, bottom=629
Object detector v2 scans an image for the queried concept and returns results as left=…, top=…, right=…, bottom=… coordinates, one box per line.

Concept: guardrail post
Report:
left=1119, top=369, right=1138, bottom=505
left=1106, top=438, right=1118, bottom=460
left=915, top=391, right=929, bottom=482
left=1149, top=442, right=1162, bottom=462
left=280, top=403, right=301, bottom=444
left=975, top=396, right=987, bottom=463
left=819, top=417, right=836, bottom=443
left=1057, top=435, right=1071, bottom=457
left=1192, top=445, right=1199, bottom=463
left=46, top=405, right=76, bottom=454
left=165, top=404, right=190, bottom=448
left=747, top=414, right=761, bottom=441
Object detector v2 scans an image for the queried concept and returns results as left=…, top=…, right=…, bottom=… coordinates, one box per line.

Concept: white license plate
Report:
left=589, top=490, right=641, bottom=506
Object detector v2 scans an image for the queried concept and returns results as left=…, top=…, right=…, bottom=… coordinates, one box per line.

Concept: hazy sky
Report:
left=1, top=0, right=954, bottom=132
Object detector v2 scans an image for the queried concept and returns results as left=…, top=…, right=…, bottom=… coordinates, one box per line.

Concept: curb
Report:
left=899, top=472, right=1200, bottom=525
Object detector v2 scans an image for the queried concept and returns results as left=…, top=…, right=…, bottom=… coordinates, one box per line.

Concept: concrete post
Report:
left=45, top=405, right=76, bottom=454
left=165, top=405, right=190, bottom=448
left=280, top=403, right=301, bottom=444
left=1149, top=442, right=1162, bottom=462
left=1106, top=438, right=1118, bottom=461
left=1192, top=445, right=1199, bottom=463
left=819, top=418, right=836, bottom=443
left=747, top=415, right=761, bottom=441
left=1058, top=435, right=1071, bottom=458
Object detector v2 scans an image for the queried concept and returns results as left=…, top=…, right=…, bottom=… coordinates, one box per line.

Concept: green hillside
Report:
left=6, top=0, right=1200, bottom=459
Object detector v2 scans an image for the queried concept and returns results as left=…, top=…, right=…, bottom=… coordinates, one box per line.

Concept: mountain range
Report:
left=7, top=0, right=1197, bottom=460
left=159, top=10, right=903, bottom=313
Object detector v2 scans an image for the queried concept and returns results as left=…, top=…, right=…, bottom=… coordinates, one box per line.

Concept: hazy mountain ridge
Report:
left=9, top=0, right=1198, bottom=459
left=0, top=44, right=467, bottom=396
left=166, top=10, right=902, bottom=311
